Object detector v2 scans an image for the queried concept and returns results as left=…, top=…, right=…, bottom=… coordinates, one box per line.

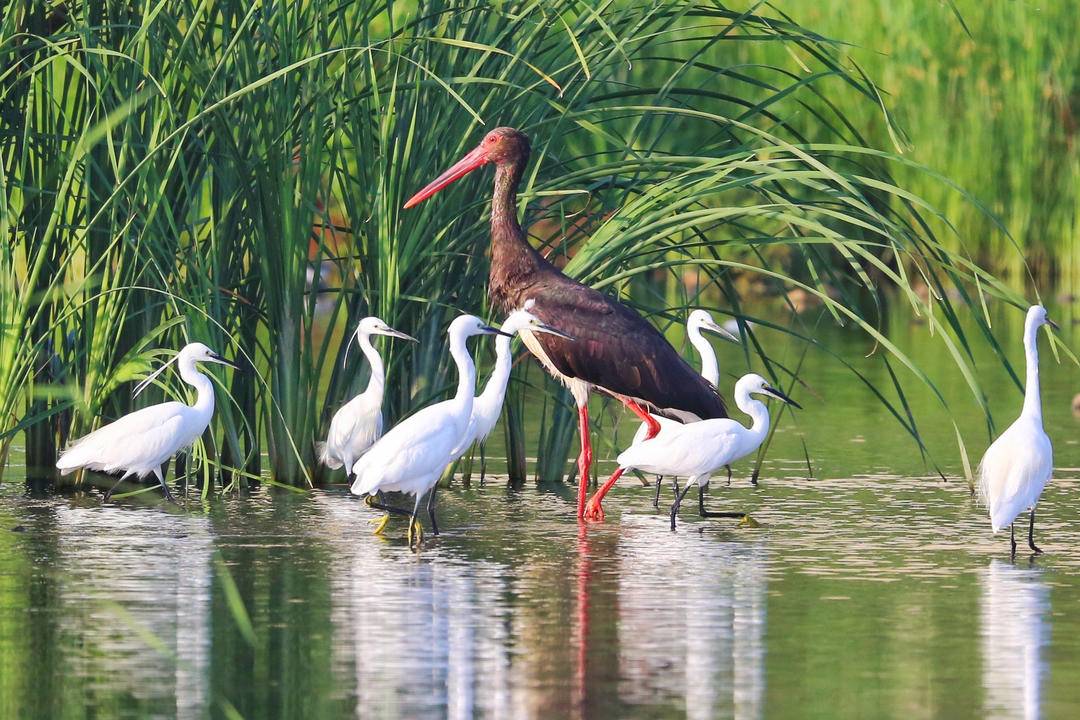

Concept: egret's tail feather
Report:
left=317, top=441, right=343, bottom=469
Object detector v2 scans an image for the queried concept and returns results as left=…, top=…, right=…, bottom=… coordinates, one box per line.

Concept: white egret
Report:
left=624, top=309, right=739, bottom=508
left=350, top=315, right=509, bottom=546
left=318, top=316, right=416, bottom=479
left=616, top=373, right=800, bottom=530
left=56, top=342, right=238, bottom=501
left=447, top=304, right=573, bottom=482
left=978, top=304, right=1057, bottom=555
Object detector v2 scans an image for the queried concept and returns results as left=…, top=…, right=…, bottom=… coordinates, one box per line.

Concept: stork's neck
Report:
left=448, top=331, right=478, bottom=421
left=489, top=158, right=547, bottom=312
left=178, top=356, right=215, bottom=416
left=1021, top=316, right=1043, bottom=421
left=734, top=388, right=770, bottom=444
left=688, top=325, right=719, bottom=387
left=359, top=331, right=385, bottom=400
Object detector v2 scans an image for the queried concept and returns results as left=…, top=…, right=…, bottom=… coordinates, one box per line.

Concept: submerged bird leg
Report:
left=697, top=482, right=747, bottom=520
left=365, top=497, right=412, bottom=517
left=479, top=444, right=487, bottom=487
left=583, top=399, right=659, bottom=522
left=652, top=476, right=664, bottom=509
left=670, top=482, right=695, bottom=531
left=427, top=485, right=440, bottom=536
left=371, top=513, right=391, bottom=535
left=104, top=471, right=135, bottom=501
left=407, top=495, right=425, bottom=548
left=576, top=404, right=593, bottom=519
left=154, top=465, right=175, bottom=502
left=1028, top=509, right=1043, bottom=554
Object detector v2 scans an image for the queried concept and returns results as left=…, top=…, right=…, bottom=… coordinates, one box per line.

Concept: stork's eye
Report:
left=485, top=135, right=496, bottom=144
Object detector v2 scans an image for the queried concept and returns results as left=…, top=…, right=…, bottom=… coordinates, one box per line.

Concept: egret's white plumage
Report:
left=56, top=342, right=237, bottom=499
left=447, top=306, right=572, bottom=467
left=630, top=309, right=739, bottom=446
left=978, top=304, right=1056, bottom=553
left=350, top=315, right=505, bottom=543
left=318, top=316, right=415, bottom=475
left=616, top=373, right=799, bottom=529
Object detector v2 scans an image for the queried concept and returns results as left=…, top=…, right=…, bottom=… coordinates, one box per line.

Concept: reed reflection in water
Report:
left=54, top=505, right=212, bottom=719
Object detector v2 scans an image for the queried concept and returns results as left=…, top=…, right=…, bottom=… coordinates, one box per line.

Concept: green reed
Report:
left=0, top=1, right=1052, bottom=489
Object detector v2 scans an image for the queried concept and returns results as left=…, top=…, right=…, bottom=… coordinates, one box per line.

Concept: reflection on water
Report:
left=2, top=479, right=1080, bottom=719
left=616, top=515, right=765, bottom=720
left=981, top=560, right=1050, bottom=720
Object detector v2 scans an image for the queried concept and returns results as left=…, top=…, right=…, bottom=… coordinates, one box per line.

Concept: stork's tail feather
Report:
left=316, top=441, right=343, bottom=469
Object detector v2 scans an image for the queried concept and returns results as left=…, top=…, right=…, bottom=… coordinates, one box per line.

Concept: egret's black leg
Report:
left=1028, top=509, right=1043, bottom=554
left=1010, top=525, right=1017, bottom=558
left=427, top=485, right=440, bottom=536
left=670, top=482, right=694, bottom=531
left=697, top=483, right=747, bottom=519
left=479, top=444, right=487, bottom=487
left=407, top=495, right=425, bottom=548
left=154, top=465, right=175, bottom=502
left=671, top=478, right=680, bottom=497
left=104, top=474, right=128, bottom=501
left=653, top=476, right=664, bottom=509
left=366, top=498, right=412, bottom=517
left=726, top=465, right=732, bottom=486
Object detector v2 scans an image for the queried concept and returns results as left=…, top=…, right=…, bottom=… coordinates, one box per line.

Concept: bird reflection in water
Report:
left=981, top=559, right=1049, bottom=719
left=615, top=517, right=767, bottom=720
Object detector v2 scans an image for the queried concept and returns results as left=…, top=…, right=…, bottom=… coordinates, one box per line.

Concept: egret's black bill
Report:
left=1048, top=318, right=1061, bottom=330
left=386, top=329, right=419, bottom=342
left=481, top=325, right=515, bottom=338
left=209, top=352, right=242, bottom=371
left=765, top=385, right=801, bottom=409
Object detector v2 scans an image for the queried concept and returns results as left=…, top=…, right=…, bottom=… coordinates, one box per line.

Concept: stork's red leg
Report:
left=576, top=403, right=593, bottom=519
left=583, top=399, right=660, bottom=522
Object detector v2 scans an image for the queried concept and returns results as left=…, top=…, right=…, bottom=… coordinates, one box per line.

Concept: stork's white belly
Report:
left=519, top=329, right=591, bottom=406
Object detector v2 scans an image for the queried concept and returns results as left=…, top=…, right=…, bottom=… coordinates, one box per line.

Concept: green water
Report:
left=1, top=302, right=1079, bottom=718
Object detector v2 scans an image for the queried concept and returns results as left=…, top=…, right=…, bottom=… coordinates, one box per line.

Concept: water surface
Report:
left=2, top=474, right=1079, bottom=719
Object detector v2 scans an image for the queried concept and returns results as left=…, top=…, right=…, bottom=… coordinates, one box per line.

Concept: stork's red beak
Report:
left=403, top=144, right=489, bottom=209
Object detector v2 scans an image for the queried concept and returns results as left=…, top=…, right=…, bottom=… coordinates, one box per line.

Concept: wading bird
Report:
left=351, top=315, right=508, bottom=546
left=978, top=304, right=1057, bottom=556
left=318, top=316, right=416, bottom=479
left=447, top=302, right=573, bottom=482
left=56, top=342, right=238, bottom=501
left=616, top=373, right=800, bottom=530
left=623, top=309, right=739, bottom=508
left=404, top=127, right=727, bottom=521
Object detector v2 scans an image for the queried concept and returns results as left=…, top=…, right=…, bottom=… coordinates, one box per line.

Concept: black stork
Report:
left=403, top=127, right=727, bottom=521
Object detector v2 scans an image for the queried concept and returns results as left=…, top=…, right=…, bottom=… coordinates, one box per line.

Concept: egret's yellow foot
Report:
left=370, top=513, right=390, bottom=535
left=407, top=517, right=424, bottom=547
left=738, top=514, right=760, bottom=528
left=363, top=495, right=376, bottom=507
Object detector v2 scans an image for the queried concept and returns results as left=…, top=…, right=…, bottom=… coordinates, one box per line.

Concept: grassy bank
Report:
left=0, top=1, right=1038, bottom=488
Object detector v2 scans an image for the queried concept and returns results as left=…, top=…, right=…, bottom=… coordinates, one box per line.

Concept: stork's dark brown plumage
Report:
left=404, top=127, right=727, bottom=520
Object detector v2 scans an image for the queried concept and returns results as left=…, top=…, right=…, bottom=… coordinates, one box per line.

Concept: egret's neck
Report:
left=734, top=388, right=770, bottom=442
left=688, top=325, right=719, bottom=386
left=178, top=356, right=215, bottom=415
left=448, top=332, right=478, bottom=420
left=489, top=159, right=547, bottom=313
left=359, top=332, right=385, bottom=399
left=1021, top=317, right=1043, bottom=420
left=478, top=333, right=513, bottom=406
